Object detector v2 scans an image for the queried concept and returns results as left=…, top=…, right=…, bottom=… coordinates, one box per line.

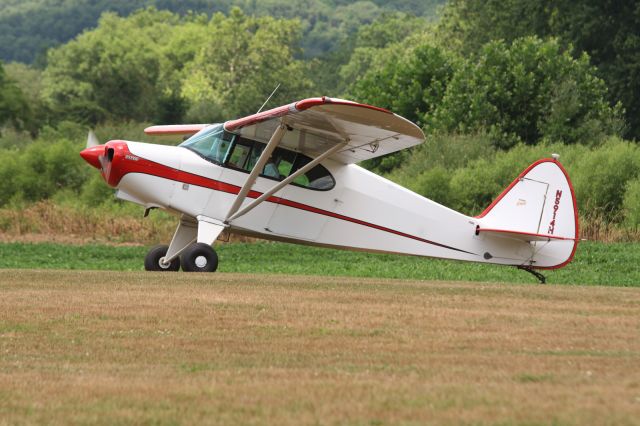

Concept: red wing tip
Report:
left=144, top=124, right=208, bottom=136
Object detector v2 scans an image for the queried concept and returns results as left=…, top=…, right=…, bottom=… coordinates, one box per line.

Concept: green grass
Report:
left=0, top=241, right=638, bottom=286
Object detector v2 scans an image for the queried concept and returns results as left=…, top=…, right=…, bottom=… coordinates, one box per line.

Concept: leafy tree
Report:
left=348, top=40, right=457, bottom=126
left=41, top=9, right=182, bottom=125
left=180, top=8, right=313, bottom=122
left=430, top=37, right=622, bottom=149
left=0, top=0, right=444, bottom=64
left=439, top=0, right=640, bottom=140
left=337, top=12, right=433, bottom=94
left=0, top=62, right=31, bottom=131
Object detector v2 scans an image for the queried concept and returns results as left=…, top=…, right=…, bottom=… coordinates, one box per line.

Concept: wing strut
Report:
left=227, top=141, right=347, bottom=222
left=224, top=123, right=287, bottom=222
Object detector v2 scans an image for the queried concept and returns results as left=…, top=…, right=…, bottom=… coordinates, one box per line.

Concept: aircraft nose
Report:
left=80, top=145, right=105, bottom=169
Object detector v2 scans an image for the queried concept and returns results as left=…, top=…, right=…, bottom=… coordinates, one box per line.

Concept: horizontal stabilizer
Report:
left=144, top=124, right=208, bottom=136
left=477, top=228, right=578, bottom=242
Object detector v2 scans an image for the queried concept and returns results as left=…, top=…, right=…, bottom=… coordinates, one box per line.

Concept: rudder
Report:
left=475, top=157, right=579, bottom=269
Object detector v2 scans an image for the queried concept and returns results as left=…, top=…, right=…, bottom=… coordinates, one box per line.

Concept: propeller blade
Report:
left=86, top=130, right=100, bottom=148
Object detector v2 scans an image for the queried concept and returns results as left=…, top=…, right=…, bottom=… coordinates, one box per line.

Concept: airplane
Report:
left=80, top=96, right=579, bottom=283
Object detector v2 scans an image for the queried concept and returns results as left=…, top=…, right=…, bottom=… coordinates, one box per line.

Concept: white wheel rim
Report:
left=158, top=257, right=171, bottom=269
left=195, top=255, right=207, bottom=268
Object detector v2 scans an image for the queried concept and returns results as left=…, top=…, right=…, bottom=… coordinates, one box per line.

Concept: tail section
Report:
left=475, top=157, right=579, bottom=269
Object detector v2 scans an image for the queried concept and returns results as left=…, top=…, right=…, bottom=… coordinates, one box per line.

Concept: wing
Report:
left=144, top=124, right=208, bottom=136
left=223, top=97, right=425, bottom=164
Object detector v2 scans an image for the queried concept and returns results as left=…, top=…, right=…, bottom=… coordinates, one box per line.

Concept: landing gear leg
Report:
left=517, top=265, right=547, bottom=284
left=145, top=215, right=198, bottom=271
left=144, top=214, right=227, bottom=273
left=179, top=215, right=226, bottom=273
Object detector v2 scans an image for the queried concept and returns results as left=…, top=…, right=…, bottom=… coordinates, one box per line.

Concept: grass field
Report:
left=1, top=270, right=639, bottom=425
left=1, top=240, right=639, bottom=286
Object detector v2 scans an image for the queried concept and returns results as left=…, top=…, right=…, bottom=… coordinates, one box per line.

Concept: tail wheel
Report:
left=181, top=243, right=219, bottom=272
left=144, top=245, right=181, bottom=271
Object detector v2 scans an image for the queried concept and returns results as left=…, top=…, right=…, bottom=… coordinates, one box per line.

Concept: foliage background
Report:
left=0, top=0, right=638, bottom=242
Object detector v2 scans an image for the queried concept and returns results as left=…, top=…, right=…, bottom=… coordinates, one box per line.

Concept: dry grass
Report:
left=0, top=201, right=175, bottom=245
left=0, top=201, right=258, bottom=245
left=2, top=201, right=640, bottom=244
left=580, top=215, right=640, bottom=242
left=1, top=271, right=640, bottom=425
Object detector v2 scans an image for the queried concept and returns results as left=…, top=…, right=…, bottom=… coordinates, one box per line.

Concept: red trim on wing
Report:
left=107, top=142, right=474, bottom=256
left=224, top=96, right=392, bottom=132
left=476, top=158, right=579, bottom=270
left=294, top=97, right=391, bottom=114
left=224, top=104, right=293, bottom=132
left=144, top=124, right=208, bottom=136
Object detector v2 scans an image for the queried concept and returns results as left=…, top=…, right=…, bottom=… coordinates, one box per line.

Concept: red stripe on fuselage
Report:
left=115, top=146, right=474, bottom=255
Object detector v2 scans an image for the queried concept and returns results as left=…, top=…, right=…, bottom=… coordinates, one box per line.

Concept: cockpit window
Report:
left=179, top=124, right=235, bottom=165
left=181, top=125, right=335, bottom=191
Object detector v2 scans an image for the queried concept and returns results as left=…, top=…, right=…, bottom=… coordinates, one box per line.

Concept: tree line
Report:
left=0, top=1, right=639, bottom=231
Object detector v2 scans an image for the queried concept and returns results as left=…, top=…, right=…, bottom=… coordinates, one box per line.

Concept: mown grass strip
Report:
left=0, top=241, right=636, bottom=286
left=1, top=270, right=639, bottom=425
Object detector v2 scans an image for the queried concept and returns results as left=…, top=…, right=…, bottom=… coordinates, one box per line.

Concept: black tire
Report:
left=181, top=243, right=218, bottom=272
left=144, top=245, right=180, bottom=271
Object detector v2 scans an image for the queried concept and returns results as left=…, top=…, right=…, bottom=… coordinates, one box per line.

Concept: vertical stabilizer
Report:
left=476, top=158, right=579, bottom=269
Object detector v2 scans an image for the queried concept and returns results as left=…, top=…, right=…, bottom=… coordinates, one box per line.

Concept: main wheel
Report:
left=144, top=245, right=180, bottom=271
left=181, top=243, right=218, bottom=272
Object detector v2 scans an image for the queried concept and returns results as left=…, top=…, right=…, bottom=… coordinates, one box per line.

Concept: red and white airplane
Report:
left=80, top=97, right=578, bottom=282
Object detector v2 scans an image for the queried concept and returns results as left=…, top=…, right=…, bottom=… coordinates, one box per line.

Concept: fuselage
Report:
left=90, top=137, right=553, bottom=267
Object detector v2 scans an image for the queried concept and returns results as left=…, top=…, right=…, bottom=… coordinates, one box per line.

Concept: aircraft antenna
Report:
left=256, top=83, right=281, bottom=113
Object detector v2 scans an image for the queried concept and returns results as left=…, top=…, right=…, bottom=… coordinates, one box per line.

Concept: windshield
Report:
left=179, top=124, right=235, bottom=164
left=180, top=124, right=335, bottom=191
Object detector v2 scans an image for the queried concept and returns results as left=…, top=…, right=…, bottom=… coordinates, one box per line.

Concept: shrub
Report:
left=622, top=179, right=640, bottom=228
left=411, top=165, right=453, bottom=207
left=430, top=37, right=623, bottom=149
left=0, top=138, right=89, bottom=207
left=570, top=138, right=640, bottom=221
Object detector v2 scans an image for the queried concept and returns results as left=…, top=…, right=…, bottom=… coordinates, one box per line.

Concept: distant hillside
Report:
left=0, top=0, right=445, bottom=64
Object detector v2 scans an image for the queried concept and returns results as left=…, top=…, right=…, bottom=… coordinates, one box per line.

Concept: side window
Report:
left=291, top=155, right=335, bottom=190
left=223, top=137, right=335, bottom=190
left=268, top=148, right=296, bottom=180
left=226, top=140, right=253, bottom=170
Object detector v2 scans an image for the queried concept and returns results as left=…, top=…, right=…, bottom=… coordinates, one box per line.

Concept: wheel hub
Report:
left=194, top=255, right=207, bottom=268
left=158, top=257, right=171, bottom=269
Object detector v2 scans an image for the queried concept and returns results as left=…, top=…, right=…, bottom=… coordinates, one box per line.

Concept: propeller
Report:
left=86, top=129, right=100, bottom=148
left=81, top=130, right=104, bottom=169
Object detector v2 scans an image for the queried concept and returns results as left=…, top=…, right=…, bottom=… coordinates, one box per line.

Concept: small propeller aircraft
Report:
left=80, top=97, right=578, bottom=282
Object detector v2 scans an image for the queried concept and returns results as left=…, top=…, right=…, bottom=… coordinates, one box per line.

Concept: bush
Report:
left=570, top=138, right=640, bottom=221
left=430, top=37, right=623, bottom=149
left=411, top=166, right=453, bottom=207
left=443, top=143, right=588, bottom=215
left=348, top=41, right=459, bottom=126
left=0, top=138, right=89, bottom=207
left=389, top=132, right=494, bottom=180
left=623, top=178, right=640, bottom=229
